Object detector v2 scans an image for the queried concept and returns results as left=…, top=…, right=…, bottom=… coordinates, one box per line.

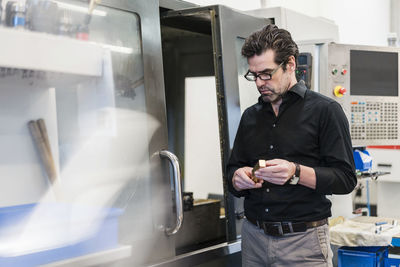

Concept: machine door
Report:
left=0, top=0, right=179, bottom=266
left=214, top=6, right=271, bottom=240
left=160, top=4, right=270, bottom=252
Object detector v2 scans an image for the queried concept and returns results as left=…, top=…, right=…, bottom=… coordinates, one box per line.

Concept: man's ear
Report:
left=287, top=55, right=296, bottom=71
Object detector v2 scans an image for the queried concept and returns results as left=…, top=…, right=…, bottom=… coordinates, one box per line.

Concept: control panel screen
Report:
left=298, top=54, right=308, bottom=65
left=350, top=50, right=398, bottom=96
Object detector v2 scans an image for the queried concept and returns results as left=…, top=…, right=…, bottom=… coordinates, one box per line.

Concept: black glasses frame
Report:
left=244, top=62, right=284, bottom=81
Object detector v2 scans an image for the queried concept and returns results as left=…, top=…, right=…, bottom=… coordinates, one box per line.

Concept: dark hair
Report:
left=241, top=24, right=299, bottom=71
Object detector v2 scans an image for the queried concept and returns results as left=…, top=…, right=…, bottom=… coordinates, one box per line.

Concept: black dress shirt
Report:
left=226, top=82, right=357, bottom=222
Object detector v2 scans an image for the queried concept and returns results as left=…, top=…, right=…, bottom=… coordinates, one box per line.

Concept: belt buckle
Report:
left=263, top=222, right=284, bottom=236
left=283, top=221, right=294, bottom=233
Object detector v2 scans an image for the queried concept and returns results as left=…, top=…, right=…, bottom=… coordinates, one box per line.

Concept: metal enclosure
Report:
left=160, top=5, right=270, bottom=247
left=319, top=43, right=400, bottom=147
left=0, top=0, right=274, bottom=266
left=245, top=7, right=339, bottom=44
left=0, top=0, right=178, bottom=266
left=1, top=1, right=353, bottom=266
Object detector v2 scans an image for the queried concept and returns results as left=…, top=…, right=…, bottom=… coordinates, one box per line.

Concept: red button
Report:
left=333, top=85, right=346, bottom=98
left=341, top=69, right=347, bottom=75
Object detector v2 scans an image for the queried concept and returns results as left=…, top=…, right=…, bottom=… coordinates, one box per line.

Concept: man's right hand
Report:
left=232, top=167, right=264, bottom=191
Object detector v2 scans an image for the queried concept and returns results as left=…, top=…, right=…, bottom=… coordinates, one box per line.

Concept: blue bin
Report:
left=0, top=203, right=123, bottom=267
left=338, top=246, right=388, bottom=267
left=385, top=256, right=400, bottom=267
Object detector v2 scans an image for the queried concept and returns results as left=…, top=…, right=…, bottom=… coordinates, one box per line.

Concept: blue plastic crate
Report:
left=0, top=203, right=123, bottom=267
left=338, top=246, right=388, bottom=267
left=385, top=256, right=400, bottom=267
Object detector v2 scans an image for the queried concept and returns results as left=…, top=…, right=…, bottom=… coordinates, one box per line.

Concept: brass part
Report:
left=251, top=159, right=266, bottom=183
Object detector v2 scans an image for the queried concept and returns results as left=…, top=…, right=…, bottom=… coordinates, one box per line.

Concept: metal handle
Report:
left=377, top=163, right=392, bottom=168
left=159, top=150, right=183, bottom=235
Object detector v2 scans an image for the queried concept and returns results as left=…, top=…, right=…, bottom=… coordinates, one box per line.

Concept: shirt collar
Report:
left=288, top=81, right=307, bottom=98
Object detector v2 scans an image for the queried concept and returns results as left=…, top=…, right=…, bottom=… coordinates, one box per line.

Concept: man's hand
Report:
left=232, top=167, right=264, bottom=191
left=254, top=159, right=296, bottom=185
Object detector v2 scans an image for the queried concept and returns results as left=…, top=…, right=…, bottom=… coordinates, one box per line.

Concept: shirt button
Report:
left=273, top=124, right=276, bottom=128
left=270, top=145, right=274, bottom=149
left=266, top=188, right=270, bottom=192
left=265, top=208, right=269, bottom=213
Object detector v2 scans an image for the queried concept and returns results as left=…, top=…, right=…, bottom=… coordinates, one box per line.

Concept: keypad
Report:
left=350, top=101, right=398, bottom=141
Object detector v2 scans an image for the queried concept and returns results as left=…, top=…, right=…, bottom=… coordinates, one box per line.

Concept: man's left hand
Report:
left=254, top=159, right=296, bottom=185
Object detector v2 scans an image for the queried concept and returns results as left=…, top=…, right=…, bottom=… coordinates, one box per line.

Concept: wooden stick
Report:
left=37, top=119, right=57, bottom=184
left=37, top=119, right=52, bottom=160
left=28, top=120, right=57, bottom=184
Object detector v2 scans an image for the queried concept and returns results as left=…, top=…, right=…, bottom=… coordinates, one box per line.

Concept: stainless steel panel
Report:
left=175, top=199, right=223, bottom=251
left=161, top=4, right=270, bottom=244
left=0, top=1, right=175, bottom=266
left=147, top=241, right=241, bottom=267
left=216, top=6, right=271, bottom=240
left=159, top=0, right=198, bottom=10
left=42, top=246, right=132, bottom=267
left=96, top=1, right=176, bottom=265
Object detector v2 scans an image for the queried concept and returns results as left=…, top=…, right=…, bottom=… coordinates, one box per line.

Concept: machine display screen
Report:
left=350, top=50, right=398, bottom=96
left=298, top=54, right=308, bottom=65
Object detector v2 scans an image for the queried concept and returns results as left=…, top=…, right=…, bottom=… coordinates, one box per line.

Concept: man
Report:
left=226, top=24, right=357, bottom=266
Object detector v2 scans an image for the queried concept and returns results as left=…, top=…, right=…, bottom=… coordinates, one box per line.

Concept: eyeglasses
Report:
left=244, top=62, right=284, bottom=81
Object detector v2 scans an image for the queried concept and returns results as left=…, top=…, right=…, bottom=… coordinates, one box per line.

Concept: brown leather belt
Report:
left=247, top=217, right=328, bottom=236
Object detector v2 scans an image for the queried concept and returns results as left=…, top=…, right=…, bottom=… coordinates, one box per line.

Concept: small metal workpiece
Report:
left=251, top=159, right=266, bottom=183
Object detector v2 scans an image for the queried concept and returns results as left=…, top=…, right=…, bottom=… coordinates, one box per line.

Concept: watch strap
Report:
left=289, top=163, right=300, bottom=185
left=294, top=162, right=300, bottom=177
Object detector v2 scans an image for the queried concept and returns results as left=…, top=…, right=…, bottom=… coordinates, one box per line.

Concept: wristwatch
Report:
left=289, top=163, right=301, bottom=185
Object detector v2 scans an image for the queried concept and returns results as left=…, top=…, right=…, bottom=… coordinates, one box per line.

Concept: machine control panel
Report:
left=296, top=52, right=312, bottom=89
left=319, top=43, right=400, bottom=146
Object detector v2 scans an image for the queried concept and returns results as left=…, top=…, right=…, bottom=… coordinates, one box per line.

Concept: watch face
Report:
left=289, top=176, right=299, bottom=185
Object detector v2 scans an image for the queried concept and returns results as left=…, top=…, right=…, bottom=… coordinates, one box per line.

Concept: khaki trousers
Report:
left=241, top=219, right=333, bottom=267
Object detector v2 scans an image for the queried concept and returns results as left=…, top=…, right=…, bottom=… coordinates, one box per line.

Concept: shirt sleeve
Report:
left=314, top=101, right=357, bottom=195
left=226, top=115, right=250, bottom=198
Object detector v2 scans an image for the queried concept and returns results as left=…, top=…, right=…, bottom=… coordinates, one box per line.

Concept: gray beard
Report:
left=261, top=93, right=283, bottom=104
left=261, top=83, right=290, bottom=103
